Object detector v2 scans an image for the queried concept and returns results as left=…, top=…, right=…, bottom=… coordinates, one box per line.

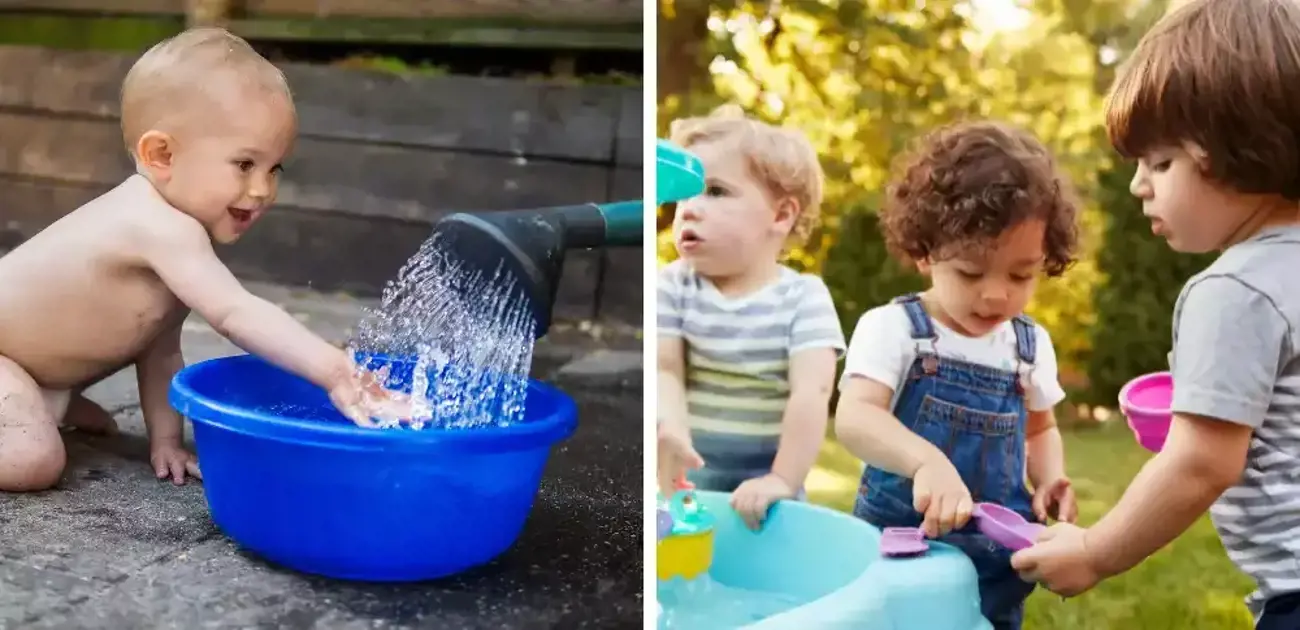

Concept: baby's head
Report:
left=1106, top=0, right=1300, bottom=253
left=882, top=121, right=1079, bottom=336
left=668, top=105, right=823, bottom=279
left=121, top=27, right=296, bottom=244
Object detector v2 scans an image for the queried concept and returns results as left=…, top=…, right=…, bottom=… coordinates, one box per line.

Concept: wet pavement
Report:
left=0, top=283, right=644, bottom=630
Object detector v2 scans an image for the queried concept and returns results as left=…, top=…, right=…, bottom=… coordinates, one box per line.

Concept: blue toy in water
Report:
left=169, top=353, right=577, bottom=582
left=658, top=491, right=993, bottom=630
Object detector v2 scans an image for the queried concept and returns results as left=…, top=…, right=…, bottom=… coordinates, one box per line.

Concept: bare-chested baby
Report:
left=0, top=27, right=396, bottom=493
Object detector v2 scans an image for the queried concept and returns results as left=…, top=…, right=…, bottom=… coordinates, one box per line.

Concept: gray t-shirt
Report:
left=1170, top=224, right=1300, bottom=616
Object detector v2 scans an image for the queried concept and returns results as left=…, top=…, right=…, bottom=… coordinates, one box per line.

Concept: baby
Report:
left=835, top=121, right=1080, bottom=630
left=0, top=28, right=387, bottom=492
left=1013, top=1, right=1300, bottom=628
left=657, top=105, right=845, bottom=529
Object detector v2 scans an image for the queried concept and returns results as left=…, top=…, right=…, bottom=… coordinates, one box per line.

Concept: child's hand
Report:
left=731, top=473, right=795, bottom=530
left=657, top=419, right=704, bottom=495
left=328, top=363, right=422, bottom=428
left=1011, top=522, right=1101, bottom=597
left=1032, top=476, right=1078, bottom=524
left=150, top=441, right=201, bottom=485
left=912, top=456, right=973, bottom=538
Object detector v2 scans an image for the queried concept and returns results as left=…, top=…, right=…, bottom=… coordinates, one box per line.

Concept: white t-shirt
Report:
left=840, top=302, right=1066, bottom=412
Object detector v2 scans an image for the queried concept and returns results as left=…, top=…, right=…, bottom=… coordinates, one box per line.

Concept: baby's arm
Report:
left=658, top=336, right=689, bottom=434
left=770, top=347, right=836, bottom=488
left=1025, top=410, right=1066, bottom=487
left=136, top=320, right=198, bottom=482
left=1084, top=276, right=1274, bottom=579
left=137, top=214, right=352, bottom=394
left=769, top=278, right=843, bottom=488
left=1025, top=325, right=1069, bottom=492
left=834, top=306, right=946, bottom=476
left=656, top=264, right=700, bottom=491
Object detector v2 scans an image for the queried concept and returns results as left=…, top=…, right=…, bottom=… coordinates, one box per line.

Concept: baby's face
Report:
left=1129, top=142, right=1258, bottom=253
left=921, top=219, right=1046, bottom=337
left=672, top=140, right=787, bottom=278
left=163, top=91, right=296, bottom=245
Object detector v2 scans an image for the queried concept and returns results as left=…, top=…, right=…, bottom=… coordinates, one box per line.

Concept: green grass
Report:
left=809, top=422, right=1255, bottom=630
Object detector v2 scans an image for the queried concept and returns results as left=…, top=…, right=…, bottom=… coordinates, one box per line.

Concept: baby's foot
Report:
left=64, top=395, right=119, bottom=436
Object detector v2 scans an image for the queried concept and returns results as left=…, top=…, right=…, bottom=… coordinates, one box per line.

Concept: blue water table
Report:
left=657, top=491, right=993, bottom=630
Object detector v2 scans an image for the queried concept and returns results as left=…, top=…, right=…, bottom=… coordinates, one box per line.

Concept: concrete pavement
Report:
left=0, top=282, right=645, bottom=630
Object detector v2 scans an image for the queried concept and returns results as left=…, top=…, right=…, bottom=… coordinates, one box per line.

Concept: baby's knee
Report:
left=0, top=436, right=65, bottom=492
left=0, top=356, right=67, bottom=491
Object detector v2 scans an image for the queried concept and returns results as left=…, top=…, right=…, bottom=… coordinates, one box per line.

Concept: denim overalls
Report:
left=852, top=294, right=1038, bottom=630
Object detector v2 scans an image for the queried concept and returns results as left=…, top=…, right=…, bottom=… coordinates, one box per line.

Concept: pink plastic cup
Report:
left=1119, top=371, right=1173, bottom=453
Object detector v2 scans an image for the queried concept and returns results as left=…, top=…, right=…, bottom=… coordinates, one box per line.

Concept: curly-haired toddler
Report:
left=834, top=120, right=1081, bottom=630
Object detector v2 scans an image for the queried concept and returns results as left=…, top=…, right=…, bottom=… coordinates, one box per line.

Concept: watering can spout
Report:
left=429, top=201, right=644, bottom=339
left=428, top=141, right=703, bottom=341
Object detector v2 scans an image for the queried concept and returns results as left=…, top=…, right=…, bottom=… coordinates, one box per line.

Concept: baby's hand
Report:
left=657, top=419, right=703, bottom=495
left=731, top=473, right=795, bottom=530
left=912, top=456, right=973, bottom=538
left=328, top=363, right=420, bottom=428
left=1032, top=476, right=1078, bottom=524
left=150, top=442, right=201, bottom=485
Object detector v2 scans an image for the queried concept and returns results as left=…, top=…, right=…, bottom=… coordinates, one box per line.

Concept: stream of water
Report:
left=347, top=232, right=536, bottom=430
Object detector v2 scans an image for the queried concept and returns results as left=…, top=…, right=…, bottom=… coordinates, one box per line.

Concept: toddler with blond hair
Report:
left=657, top=105, right=844, bottom=529
left=0, top=27, right=389, bottom=491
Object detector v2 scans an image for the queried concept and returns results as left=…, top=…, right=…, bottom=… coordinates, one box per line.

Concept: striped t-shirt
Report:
left=658, top=260, right=845, bottom=491
left=1169, top=225, right=1300, bottom=618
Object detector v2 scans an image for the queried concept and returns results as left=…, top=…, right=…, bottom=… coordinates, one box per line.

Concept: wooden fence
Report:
left=0, top=45, right=644, bottom=325
left=0, top=0, right=643, bottom=51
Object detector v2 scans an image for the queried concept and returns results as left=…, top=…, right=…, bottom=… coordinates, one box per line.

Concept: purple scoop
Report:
left=973, top=503, right=1045, bottom=551
left=879, top=527, right=929, bottom=557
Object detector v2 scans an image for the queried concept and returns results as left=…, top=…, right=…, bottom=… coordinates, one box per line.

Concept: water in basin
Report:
left=659, top=575, right=808, bottom=629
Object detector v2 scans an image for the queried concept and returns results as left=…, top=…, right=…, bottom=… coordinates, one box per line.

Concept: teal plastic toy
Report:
left=656, top=139, right=706, bottom=205
left=657, top=481, right=717, bottom=581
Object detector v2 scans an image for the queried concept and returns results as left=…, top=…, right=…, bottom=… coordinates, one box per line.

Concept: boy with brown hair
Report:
left=656, top=105, right=845, bottom=529
left=0, top=27, right=394, bottom=492
left=1012, top=1, right=1300, bottom=627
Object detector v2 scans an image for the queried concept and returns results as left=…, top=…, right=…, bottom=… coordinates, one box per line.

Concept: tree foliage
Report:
left=658, top=0, right=1188, bottom=398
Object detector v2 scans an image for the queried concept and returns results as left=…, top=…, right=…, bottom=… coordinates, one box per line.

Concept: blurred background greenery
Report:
left=658, top=1, right=1251, bottom=627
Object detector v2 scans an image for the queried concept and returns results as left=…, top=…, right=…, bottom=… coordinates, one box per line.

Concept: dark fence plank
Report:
left=0, top=45, right=639, bottom=164
left=284, top=64, right=628, bottom=163
left=0, top=0, right=641, bottom=23
left=248, top=0, right=642, bottom=22
left=0, top=45, right=644, bottom=326
left=0, top=175, right=612, bottom=316
left=0, top=111, right=613, bottom=222
left=0, top=0, right=182, bottom=13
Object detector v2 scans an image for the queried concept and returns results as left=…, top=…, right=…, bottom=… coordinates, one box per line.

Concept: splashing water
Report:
left=347, top=231, right=536, bottom=430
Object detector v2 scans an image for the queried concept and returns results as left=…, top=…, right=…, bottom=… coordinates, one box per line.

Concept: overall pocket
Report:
left=912, top=394, right=1020, bottom=505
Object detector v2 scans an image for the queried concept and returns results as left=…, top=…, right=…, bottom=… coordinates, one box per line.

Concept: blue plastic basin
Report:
left=168, top=353, right=578, bottom=582
left=662, top=491, right=992, bottom=630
